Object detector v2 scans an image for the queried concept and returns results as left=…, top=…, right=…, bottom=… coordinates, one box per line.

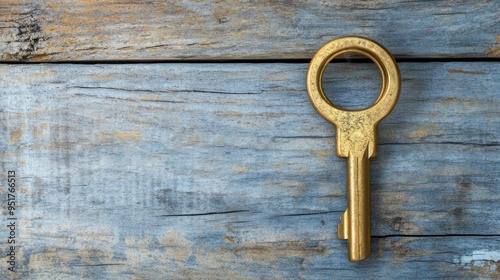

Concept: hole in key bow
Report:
left=321, top=53, right=382, bottom=111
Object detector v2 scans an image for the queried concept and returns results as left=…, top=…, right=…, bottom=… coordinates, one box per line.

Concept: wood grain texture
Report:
left=0, top=62, right=498, bottom=278
left=0, top=0, right=498, bottom=61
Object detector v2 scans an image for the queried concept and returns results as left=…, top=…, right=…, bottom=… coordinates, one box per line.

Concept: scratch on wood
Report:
left=407, top=129, right=428, bottom=141
left=438, top=97, right=475, bottom=106
left=406, top=126, right=438, bottom=141
left=313, top=150, right=333, bottom=157
left=97, top=130, right=142, bottom=143
left=233, top=240, right=329, bottom=264
left=231, top=166, right=249, bottom=173
left=139, top=95, right=163, bottom=101
left=223, top=112, right=243, bottom=118
left=113, top=130, right=141, bottom=142
left=448, top=69, right=487, bottom=75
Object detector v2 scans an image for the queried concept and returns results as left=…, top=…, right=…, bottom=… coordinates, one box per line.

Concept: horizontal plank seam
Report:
left=70, top=263, right=125, bottom=267
left=275, top=137, right=500, bottom=147
left=373, top=234, right=500, bottom=238
left=379, top=142, right=500, bottom=147
left=274, top=211, right=342, bottom=217
left=273, top=136, right=332, bottom=139
left=0, top=58, right=498, bottom=65
left=158, top=210, right=250, bottom=217
left=71, top=86, right=263, bottom=95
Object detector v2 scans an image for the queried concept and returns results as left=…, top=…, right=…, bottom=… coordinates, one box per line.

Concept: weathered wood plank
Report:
left=14, top=234, right=500, bottom=279
left=0, top=0, right=498, bottom=61
left=0, top=62, right=498, bottom=277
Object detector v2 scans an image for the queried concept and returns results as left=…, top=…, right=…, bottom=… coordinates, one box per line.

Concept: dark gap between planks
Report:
left=0, top=57, right=498, bottom=65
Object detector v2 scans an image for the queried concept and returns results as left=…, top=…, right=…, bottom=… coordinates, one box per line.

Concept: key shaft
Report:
left=338, top=145, right=371, bottom=261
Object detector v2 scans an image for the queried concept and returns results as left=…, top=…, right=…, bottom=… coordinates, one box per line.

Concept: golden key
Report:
left=306, top=36, right=401, bottom=262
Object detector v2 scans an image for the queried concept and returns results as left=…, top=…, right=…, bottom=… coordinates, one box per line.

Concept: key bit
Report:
left=306, top=36, right=401, bottom=262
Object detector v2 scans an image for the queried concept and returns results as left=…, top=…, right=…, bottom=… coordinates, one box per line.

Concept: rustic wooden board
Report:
left=0, top=62, right=498, bottom=278
left=0, top=0, right=498, bottom=61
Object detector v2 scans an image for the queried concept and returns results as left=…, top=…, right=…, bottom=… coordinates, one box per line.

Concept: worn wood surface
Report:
left=0, top=0, right=499, bottom=278
left=0, top=62, right=499, bottom=278
left=0, top=0, right=498, bottom=61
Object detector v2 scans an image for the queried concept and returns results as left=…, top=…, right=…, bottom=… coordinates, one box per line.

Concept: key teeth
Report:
left=338, top=209, right=349, bottom=240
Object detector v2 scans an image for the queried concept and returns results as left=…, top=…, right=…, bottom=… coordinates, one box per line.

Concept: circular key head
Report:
left=306, top=36, right=401, bottom=127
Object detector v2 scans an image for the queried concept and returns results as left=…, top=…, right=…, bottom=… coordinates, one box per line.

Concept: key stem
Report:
left=346, top=145, right=371, bottom=261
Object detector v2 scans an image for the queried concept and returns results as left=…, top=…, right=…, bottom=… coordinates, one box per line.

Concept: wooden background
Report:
left=0, top=1, right=499, bottom=279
